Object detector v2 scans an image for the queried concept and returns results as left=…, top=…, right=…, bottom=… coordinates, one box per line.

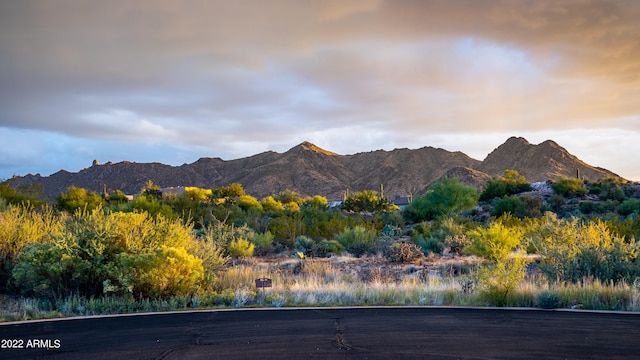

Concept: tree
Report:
left=302, top=195, right=328, bottom=210
left=132, top=195, right=175, bottom=219
left=213, top=183, right=245, bottom=198
left=403, top=178, right=478, bottom=222
left=480, top=170, right=531, bottom=201
left=551, top=178, right=587, bottom=197
left=274, top=189, right=303, bottom=205
left=57, top=186, right=104, bottom=213
left=184, top=187, right=213, bottom=203
left=238, top=195, right=263, bottom=212
left=0, top=182, right=45, bottom=207
left=342, top=190, right=396, bottom=213
left=469, top=219, right=529, bottom=306
left=142, top=180, right=162, bottom=199
left=261, top=196, right=284, bottom=212
left=106, top=190, right=129, bottom=207
left=491, top=195, right=542, bottom=219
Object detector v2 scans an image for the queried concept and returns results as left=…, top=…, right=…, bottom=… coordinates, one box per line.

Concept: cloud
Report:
left=0, top=0, right=638, bottom=180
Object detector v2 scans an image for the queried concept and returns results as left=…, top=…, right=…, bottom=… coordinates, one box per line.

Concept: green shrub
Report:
left=618, top=199, right=640, bottom=216
left=0, top=182, right=46, bottom=207
left=469, top=221, right=523, bottom=263
left=294, top=235, right=315, bottom=255
left=476, top=255, right=529, bottom=306
left=480, top=170, right=531, bottom=201
left=115, top=246, right=204, bottom=299
left=578, top=201, right=600, bottom=214
left=469, top=220, right=529, bottom=306
left=551, top=178, right=587, bottom=198
left=342, top=190, right=397, bottom=212
left=480, top=178, right=508, bottom=201
left=227, top=238, right=255, bottom=258
left=337, top=226, right=379, bottom=257
left=131, top=195, right=175, bottom=219
left=12, top=242, right=92, bottom=299
left=57, top=186, right=104, bottom=213
left=597, top=178, right=627, bottom=202
left=491, top=195, right=542, bottom=218
left=531, top=217, right=640, bottom=284
left=535, top=290, right=561, bottom=309
left=411, top=217, right=467, bottom=255
left=416, top=235, right=444, bottom=256
left=11, top=210, right=216, bottom=299
left=549, top=194, right=566, bottom=212
left=311, top=240, right=344, bottom=257
left=0, top=204, right=63, bottom=292
left=251, top=231, right=275, bottom=256
left=403, top=178, right=478, bottom=221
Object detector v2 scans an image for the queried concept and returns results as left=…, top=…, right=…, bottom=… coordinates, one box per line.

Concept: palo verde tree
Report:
left=468, top=217, right=529, bottom=306
left=480, top=169, right=532, bottom=201
left=0, top=182, right=46, bottom=207
left=57, top=186, right=104, bottom=213
left=342, top=190, right=397, bottom=213
left=551, top=177, right=587, bottom=198
left=11, top=210, right=212, bottom=300
left=403, top=177, right=478, bottom=222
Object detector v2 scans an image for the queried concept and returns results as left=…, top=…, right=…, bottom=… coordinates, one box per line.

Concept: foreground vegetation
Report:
left=3, top=258, right=640, bottom=322
left=1, top=172, right=640, bottom=321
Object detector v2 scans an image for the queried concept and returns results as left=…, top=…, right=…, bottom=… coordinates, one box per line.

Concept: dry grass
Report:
left=212, top=255, right=640, bottom=311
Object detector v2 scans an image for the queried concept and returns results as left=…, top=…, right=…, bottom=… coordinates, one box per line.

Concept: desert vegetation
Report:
left=1, top=172, right=640, bottom=321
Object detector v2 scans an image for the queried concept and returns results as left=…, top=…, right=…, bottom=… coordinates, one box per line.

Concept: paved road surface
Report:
left=1, top=307, right=640, bottom=359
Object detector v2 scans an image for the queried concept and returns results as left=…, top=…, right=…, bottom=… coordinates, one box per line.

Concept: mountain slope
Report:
left=478, top=137, right=619, bottom=182
left=6, top=137, right=623, bottom=199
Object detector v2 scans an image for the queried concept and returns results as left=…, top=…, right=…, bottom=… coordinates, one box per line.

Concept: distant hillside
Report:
left=478, top=137, right=619, bottom=182
left=6, top=137, right=622, bottom=200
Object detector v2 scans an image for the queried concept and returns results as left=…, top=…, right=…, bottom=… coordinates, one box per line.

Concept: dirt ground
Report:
left=248, top=253, right=488, bottom=283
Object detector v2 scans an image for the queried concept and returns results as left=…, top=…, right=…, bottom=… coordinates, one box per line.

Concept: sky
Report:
left=1, top=0, right=639, bottom=181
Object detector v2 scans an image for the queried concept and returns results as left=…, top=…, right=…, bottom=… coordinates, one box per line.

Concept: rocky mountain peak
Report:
left=479, top=137, right=618, bottom=182
left=288, top=141, right=338, bottom=156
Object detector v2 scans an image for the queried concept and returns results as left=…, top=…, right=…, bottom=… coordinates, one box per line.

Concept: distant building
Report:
left=392, top=195, right=412, bottom=210
left=160, top=186, right=187, bottom=197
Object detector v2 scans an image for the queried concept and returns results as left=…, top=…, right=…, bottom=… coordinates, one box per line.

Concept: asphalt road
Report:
left=1, top=307, right=640, bottom=359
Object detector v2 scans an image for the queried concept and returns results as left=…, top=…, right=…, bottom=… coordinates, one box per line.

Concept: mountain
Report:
left=478, top=137, right=619, bottom=182
left=6, top=137, right=622, bottom=200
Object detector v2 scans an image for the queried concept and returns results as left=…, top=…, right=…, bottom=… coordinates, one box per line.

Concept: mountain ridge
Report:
left=6, top=137, right=621, bottom=199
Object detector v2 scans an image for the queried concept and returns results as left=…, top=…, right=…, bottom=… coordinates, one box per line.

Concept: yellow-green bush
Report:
left=228, top=238, right=255, bottom=258
left=116, top=246, right=204, bottom=299
left=527, top=215, right=640, bottom=283
left=469, top=219, right=530, bottom=306
left=0, top=204, right=63, bottom=291
left=9, top=208, right=223, bottom=299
